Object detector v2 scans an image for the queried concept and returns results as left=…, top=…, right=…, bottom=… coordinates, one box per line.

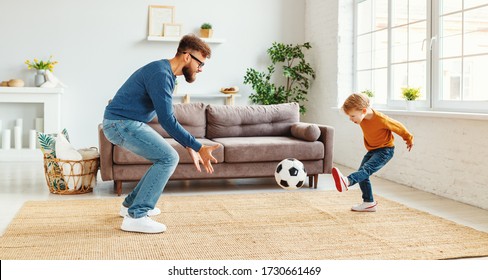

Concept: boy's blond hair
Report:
left=342, top=93, right=370, bottom=113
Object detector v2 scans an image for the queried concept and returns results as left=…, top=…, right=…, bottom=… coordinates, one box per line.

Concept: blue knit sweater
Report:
left=104, top=59, right=201, bottom=152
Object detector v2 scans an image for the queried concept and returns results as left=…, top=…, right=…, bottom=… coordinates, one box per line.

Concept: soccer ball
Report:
left=274, top=158, right=307, bottom=190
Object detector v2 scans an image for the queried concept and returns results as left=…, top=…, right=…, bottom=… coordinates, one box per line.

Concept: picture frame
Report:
left=163, top=23, right=182, bottom=37
left=148, top=5, right=175, bottom=36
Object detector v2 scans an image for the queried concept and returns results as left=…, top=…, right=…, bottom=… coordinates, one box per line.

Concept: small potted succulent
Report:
left=401, top=87, right=421, bottom=110
left=200, top=23, right=213, bottom=38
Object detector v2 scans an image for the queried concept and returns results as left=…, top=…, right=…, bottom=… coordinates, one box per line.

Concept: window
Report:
left=354, top=0, right=488, bottom=113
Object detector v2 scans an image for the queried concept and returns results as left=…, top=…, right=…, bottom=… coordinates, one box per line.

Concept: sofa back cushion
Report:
left=149, top=102, right=206, bottom=138
left=206, top=103, right=300, bottom=138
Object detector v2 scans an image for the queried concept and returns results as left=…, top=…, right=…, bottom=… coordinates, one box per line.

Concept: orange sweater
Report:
left=360, top=109, right=414, bottom=151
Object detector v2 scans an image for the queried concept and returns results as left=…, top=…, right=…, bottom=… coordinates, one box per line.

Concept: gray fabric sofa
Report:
left=98, top=102, right=334, bottom=195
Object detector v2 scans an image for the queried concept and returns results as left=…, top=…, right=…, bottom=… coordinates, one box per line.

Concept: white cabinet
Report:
left=0, top=87, right=63, bottom=161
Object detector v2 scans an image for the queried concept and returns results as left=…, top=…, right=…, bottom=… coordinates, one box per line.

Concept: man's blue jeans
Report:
left=102, top=119, right=179, bottom=218
left=347, top=147, right=395, bottom=203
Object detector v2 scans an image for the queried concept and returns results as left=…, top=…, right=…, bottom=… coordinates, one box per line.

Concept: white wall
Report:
left=0, top=0, right=305, bottom=148
left=305, top=0, right=488, bottom=210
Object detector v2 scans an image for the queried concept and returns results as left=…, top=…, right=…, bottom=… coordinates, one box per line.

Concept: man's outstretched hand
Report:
left=186, top=144, right=222, bottom=173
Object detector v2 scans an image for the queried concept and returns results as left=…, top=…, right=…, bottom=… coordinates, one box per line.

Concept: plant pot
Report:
left=406, top=101, right=416, bottom=111
left=35, top=70, right=46, bottom=87
left=200, top=29, right=213, bottom=38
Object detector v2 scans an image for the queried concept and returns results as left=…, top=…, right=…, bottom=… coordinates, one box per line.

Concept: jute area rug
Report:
left=1, top=190, right=488, bottom=260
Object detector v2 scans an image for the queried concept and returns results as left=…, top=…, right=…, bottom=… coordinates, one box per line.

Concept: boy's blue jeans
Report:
left=102, top=119, right=179, bottom=218
left=347, top=147, right=395, bottom=203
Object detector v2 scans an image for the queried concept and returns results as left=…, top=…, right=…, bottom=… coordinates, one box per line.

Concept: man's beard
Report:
left=182, top=65, right=196, bottom=83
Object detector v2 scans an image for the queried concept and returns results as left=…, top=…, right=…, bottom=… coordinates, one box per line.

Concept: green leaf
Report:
left=62, top=128, right=70, bottom=142
left=37, top=133, right=56, bottom=157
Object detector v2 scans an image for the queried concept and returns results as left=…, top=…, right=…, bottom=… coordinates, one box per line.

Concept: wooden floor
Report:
left=1, top=161, right=487, bottom=251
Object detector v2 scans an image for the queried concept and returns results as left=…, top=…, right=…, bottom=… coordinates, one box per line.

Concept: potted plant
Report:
left=361, top=89, right=375, bottom=105
left=361, top=89, right=374, bottom=98
left=200, top=23, right=213, bottom=38
left=401, top=87, right=421, bottom=110
left=25, top=56, right=58, bottom=87
left=243, top=42, right=316, bottom=114
left=173, top=78, right=178, bottom=95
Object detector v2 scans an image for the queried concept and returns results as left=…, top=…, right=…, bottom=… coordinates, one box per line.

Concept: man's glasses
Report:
left=183, top=52, right=204, bottom=69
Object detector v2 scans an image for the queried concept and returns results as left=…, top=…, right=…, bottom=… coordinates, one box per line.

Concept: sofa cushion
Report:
left=149, top=102, right=206, bottom=138
left=291, top=123, right=321, bottom=142
left=206, top=103, right=300, bottom=138
left=113, top=138, right=224, bottom=164
left=212, top=136, right=324, bottom=163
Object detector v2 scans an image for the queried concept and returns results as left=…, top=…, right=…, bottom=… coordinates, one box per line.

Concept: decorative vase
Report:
left=406, top=101, right=416, bottom=111
left=34, top=69, right=46, bottom=87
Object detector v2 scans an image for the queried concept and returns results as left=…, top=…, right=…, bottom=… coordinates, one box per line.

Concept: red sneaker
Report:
left=332, top=167, right=349, bottom=192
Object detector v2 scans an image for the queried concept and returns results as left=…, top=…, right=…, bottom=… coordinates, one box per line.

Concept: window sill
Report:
left=380, top=109, right=488, bottom=121
left=332, top=107, right=488, bottom=121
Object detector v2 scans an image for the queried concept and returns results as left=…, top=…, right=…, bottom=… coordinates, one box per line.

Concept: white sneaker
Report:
left=332, top=167, right=349, bottom=192
left=351, top=201, right=377, bottom=212
left=119, top=206, right=161, bottom=217
left=121, top=215, right=167, bottom=233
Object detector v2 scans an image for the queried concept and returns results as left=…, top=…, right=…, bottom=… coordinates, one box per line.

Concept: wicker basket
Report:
left=43, top=154, right=99, bottom=194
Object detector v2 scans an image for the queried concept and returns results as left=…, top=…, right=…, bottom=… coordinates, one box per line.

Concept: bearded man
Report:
left=102, top=34, right=221, bottom=233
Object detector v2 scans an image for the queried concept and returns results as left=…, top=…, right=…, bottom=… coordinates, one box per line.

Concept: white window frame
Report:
left=353, top=0, right=488, bottom=114
left=432, top=1, right=488, bottom=113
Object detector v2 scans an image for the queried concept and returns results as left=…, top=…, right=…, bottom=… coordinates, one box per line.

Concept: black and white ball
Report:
left=274, top=158, right=307, bottom=190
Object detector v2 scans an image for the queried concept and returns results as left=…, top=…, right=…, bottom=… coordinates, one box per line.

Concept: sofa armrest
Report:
left=317, top=124, right=334, bottom=174
left=98, top=124, right=114, bottom=181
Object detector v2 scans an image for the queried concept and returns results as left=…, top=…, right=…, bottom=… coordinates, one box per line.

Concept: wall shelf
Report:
left=0, top=87, right=64, bottom=94
left=147, top=36, right=226, bottom=44
left=174, top=93, right=241, bottom=105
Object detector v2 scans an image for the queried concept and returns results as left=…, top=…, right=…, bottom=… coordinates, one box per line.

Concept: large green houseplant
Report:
left=243, top=42, right=316, bottom=114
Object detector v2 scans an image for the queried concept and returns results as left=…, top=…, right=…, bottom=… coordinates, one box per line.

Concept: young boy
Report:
left=332, top=93, right=414, bottom=212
